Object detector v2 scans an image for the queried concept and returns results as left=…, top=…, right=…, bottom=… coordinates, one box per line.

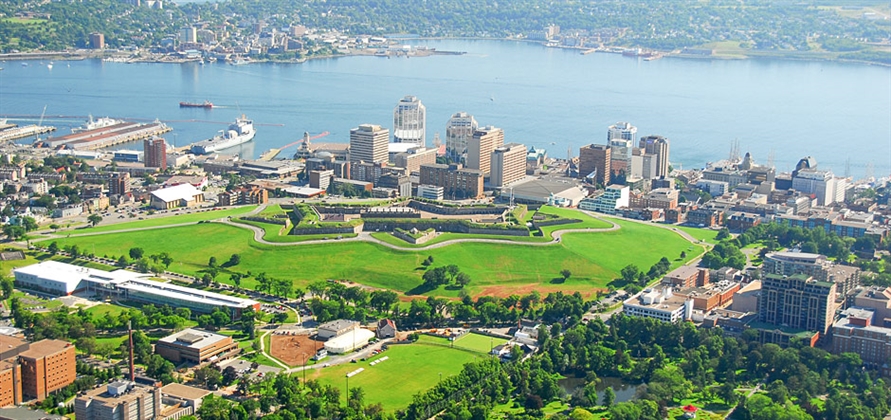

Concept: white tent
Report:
left=324, top=328, right=375, bottom=354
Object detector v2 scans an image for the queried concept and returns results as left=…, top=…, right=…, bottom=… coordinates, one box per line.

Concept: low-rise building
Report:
left=673, top=281, right=741, bottom=311
left=578, top=185, right=629, bottom=215
left=622, top=287, right=693, bottom=323
left=217, top=186, right=268, bottom=207
left=663, top=266, right=710, bottom=288
left=323, top=329, right=375, bottom=354
left=376, top=319, right=396, bottom=339
left=149, top=184, right=204, bottom=210
left=155, top=329, right=239, bottom=364
left=75, top=381, right=161, bottom=420
left=317, top=320, right=360, bottom=340
left=832, top=307, right=891, bottom=376
left=159, top=383, right=210, bottom=420
left=731, top=280, right=761, bottom=313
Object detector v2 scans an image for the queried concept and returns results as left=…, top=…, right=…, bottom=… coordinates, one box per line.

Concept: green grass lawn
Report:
left=453, top=333, right=507, bottom=353
left=232, top=219, right=358, bottom=243
left=45, top=211, right=703, bottom=299
left=84, top=304, right=128, bottom=318
left=675, top=226, right=720, bottom=244
left=308, top=343, right=484, bottom=411
left=64, top=206, right=258, bottom=235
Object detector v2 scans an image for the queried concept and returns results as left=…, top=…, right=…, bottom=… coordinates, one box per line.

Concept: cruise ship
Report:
left=190, top=115, right=255, bottom=155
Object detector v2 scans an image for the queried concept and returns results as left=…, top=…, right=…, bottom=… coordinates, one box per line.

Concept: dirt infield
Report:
left=269, top=334, right=323, bottom=366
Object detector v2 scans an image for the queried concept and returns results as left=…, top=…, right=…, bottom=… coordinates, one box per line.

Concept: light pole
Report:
left=345, top=374, right=349, bottom=407
left=439, top=372, right=442, bottom=383
left=302, top=354, right=307, bottom=388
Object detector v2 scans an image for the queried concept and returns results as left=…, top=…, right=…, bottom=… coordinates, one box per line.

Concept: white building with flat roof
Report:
left=623, top=287, right=693, bottom=323
left=13, top=261, right=259, bottom=319
left=578, top=185, right=629, bottom=215
left=324, top=328, right=375, bottom=354
left=14, top=261, right=100, bottom=295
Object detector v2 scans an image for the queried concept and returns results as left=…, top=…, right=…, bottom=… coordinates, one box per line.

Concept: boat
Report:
left=190, top=115, right=255, bottom=154
left=179, top=100, right=214, bottom=109
left=71, top=115, right=121, bottom=133
left=47, top=64, right=52, bottom=70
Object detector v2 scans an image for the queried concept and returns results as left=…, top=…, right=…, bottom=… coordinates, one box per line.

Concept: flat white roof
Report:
left=157, top=328, right=231, bottom=350
left=14, top=260, right=104, bottom=290
left=151, top=183, right=202, bottom=203
left=119, top=278, right=258, bottom=308
left=324, top=328, right=375, bottom=351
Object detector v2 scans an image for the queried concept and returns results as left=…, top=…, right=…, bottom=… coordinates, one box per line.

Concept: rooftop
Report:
left=116, top=278, right=258, bottom=308
left=19, top=339, right=72, bottom=359
left=0, top=407, right=65, bottom=420
left=160, top=383, right=211, bottom=400
left=319, top=319, right=359, bottom=332
left=14, top=260, right=104, bottom=289
left=158, top=328, right=230, bottom=350
left=0, top=334, right=27, bottom=352
left=150, top=183, right=202, bottom=203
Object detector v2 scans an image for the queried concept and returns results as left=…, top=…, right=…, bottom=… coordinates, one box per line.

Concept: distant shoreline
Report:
left=1, top=38, right=888, bottom=67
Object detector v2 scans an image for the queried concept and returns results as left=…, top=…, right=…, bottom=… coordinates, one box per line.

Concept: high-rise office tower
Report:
left=349, top=124, right=389, bottom=163
left=490, top=143, right=528, bottom=188
left=639, top=135, right=670, bottom=178
left=607, top=122, right=637, bottom=143
left=393, top=96, right=426, bottom=147
left=579, top=144, right=611, bottom=186
left=445, top=112, right=478, bottom=161
left=466, top=126, right=504, bottom=176
left=143, top=138, right=167, bottom=169
left=609, top=139, right=633, bottom=175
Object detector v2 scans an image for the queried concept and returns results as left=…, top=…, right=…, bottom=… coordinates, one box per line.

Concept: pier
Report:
left=259, top=149, right=281, bottom=161
left=44, top=121, right=170, bottom=150
left=0, top=125, right=56, bottom=142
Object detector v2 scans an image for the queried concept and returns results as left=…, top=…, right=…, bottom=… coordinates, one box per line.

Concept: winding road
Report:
left=35, top=203, right=709, bottom=253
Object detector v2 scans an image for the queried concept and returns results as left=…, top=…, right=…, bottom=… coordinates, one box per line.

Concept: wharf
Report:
left=45, top=121, right=170, bottom=150
left=0, top=125, right=56, bottom=142
left=258, top=148, right=281, bottom=161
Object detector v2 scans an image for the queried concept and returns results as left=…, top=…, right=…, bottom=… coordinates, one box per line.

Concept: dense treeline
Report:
left=306, top=279, right=587, bottom=328
left=178, top=315, right=891, bottom=420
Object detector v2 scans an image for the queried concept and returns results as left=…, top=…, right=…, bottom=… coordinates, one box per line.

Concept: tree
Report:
left=602, top=386, right=616, bottom=408
left=455, top=272, right=472, bottom=288
left=21, top=216, right=38, bottom=232
left=3, top=225, right=26, bottom=240
left=158, top=252, right=173, bottom=268
left=194, top=365, right=223, bottom=389
left=0, top=277, right=13, bottom=300
left=208, top=256, right=217, bottom=268
left=47, top=241, right=60, bottom=255
left=202, top=273, right=214, bottom=287
left=561, top=269, right=572, bottom=281
left=87, top=214, right=103, bottom=227
left=228, top=253, right=241, bottom=266
left=129, top=247, right=144, bottom=260
left=117, top=255, right=130, bottom=268
left=620, top=264, right=640, bottom=283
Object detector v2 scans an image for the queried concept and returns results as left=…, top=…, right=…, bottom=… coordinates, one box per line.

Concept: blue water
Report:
left=1, top=39, right=889, bottom=178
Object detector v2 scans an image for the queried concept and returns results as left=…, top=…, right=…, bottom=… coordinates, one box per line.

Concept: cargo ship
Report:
left=180, top=101, right=214, bottom=109
left=190, top=115, right=255, bottom=154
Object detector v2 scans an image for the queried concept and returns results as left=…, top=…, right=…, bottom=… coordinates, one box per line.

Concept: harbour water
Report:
left=1, top=40, right=889, bottom=178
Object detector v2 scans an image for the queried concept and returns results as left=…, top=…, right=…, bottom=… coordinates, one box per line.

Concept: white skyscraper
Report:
left=607, top=122, right=638, bottom=143
left=445, top=112, right=478, bottom=161
left=393, top=96, right=426, bottom=147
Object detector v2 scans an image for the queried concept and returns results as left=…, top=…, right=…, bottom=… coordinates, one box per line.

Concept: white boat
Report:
left=72, top=115, right=121, bottom=133
left=190, top=115, right=255, bottom=154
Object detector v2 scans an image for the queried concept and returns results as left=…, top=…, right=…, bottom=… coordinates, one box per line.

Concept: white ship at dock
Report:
left=190, top=115, right=255, bottom=155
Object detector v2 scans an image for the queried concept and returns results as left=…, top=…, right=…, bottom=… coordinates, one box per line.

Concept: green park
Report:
left=41, top=205, right=714, bottom=299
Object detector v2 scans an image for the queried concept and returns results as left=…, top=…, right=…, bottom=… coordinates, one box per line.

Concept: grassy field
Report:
left=454, top=333, right=507, bottom=353
left=63, top=206, right=258, bottom=235
left=45, top=209, right=703, bottom=298
left=675, top=226, right=721, bottom=244
left=308, top=343, right=485, bottom=411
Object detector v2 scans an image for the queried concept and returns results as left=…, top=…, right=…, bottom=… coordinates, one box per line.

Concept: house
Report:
left=377, top=319, right=396, bottom=339
left=149, top=184, right=205, bottom=210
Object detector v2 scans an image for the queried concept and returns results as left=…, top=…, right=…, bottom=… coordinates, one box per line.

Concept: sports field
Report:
left=308, top=342, right=486, bottom=411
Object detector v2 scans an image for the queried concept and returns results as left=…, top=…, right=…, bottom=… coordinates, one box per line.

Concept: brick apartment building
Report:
left=18, top=340, right=76, bottom=401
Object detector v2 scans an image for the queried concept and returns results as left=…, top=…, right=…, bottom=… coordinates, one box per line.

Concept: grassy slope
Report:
left=45, top=211, right=703, bottom=298
left=65, top=206, right=258, bottom=235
